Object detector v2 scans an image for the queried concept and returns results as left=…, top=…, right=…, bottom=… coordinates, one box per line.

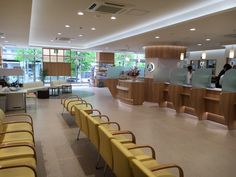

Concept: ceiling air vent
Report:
left=224, top=34, right=236, bottom=38
left=55, top=37, right=71, bottom=41
left=88, top=1, right=131, bottom=14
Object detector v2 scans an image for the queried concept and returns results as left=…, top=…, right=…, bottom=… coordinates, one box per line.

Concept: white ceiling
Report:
left=0, top=0, right=236, bottom=52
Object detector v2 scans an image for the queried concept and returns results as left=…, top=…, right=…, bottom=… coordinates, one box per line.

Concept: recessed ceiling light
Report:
left=78, top=34, right=83, bottom=37
left=1, top=36, right=5, bottom=39
left=4, top=41, right=8, bottom=43
left=50, top=39, right=54, bottom=42
left=206, top=38, right=211, bottom=41
left=110, top=16, right=116, bottom=20
left=155, top=36, right=160, bottom=39
left=190, top=28, right=196, bottom=31
left=197, top=43, right=202, bottom=46
left=65, top=25, right=70, bottom=28
left=77, top=11, right=84, bottom=15
left=91, top=27, right=96, bottom=31
left=57, top=33, right=62, bottom=35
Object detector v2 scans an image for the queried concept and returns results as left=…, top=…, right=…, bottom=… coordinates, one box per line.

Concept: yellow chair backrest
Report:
left=87, top=114, right=100, bottom=150
left=80, top=110, right=89, bottom=137
left=74, top=107, right=82, bottom=128
left=98, top=125, right=115, bottom=169
left=130, top=159, right=180, bottom=177
left=130, top=159, right=158, bottom=177
left=111, top=139, right=134, bottom=177
left=0, top=109, right=5, bottom=132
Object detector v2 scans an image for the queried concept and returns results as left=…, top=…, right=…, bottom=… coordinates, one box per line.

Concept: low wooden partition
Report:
left=153, top=82, right=236, bottom=130
left=104, top=79, right=119, bottom=98
left=116, top=80, right=145, bottom=105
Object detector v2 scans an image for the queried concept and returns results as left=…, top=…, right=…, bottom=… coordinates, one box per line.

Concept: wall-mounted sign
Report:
left=146, top=62, right=155, bottom=72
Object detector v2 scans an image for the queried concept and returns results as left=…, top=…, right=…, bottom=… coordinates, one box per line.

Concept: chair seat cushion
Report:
left=0, top=156, right=36, bottom=169
left=1, top=132, right=33, bottom=144
left=4, top=123, right=33, bottom=133
left=0, top=146, right=34, bottom=160
left=0, top=166, right=35, bottom=177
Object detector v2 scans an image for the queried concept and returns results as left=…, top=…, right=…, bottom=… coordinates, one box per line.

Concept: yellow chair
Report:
left=61, top=95, right=84, bottom=114
left=0, top=131, right=35, bottom=145
left=0, top=109, right=33, bottom=134
left=130, top=159, right=184, bottom=177
left=67, top=100, right=88, bottom=116
left=73, top=103, right=93, bottom=139
left=0, top=164, right=37, bottom=177
left=0, top=116, right=35, bottom=145
left=111, top=139, right=158, bottom=177
left=78, top=109, right=106, bottom=138
left=86, top=110, right=110, bottom=150
left=0, top=142, right=36, bottom=161
left=111, top=139, right=183, bottom=177
left=98, top=123, right=136, bottom=172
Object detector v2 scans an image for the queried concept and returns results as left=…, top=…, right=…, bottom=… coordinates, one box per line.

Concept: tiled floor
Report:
left=27, top=86, right=236, bottom=177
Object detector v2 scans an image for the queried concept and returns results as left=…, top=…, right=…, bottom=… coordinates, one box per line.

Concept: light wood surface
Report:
left=43, top=62, right=71, bottom=76
left=96, top=52, right=114, bottom=63
left=117, top=80, right=144, bottom=105
left=144, top=45, right=186, bottom=59
left=104, top=79, right=118, bottom=98
left=144, top=78, right=155, bottom=102
left=152, top=82, right=236, bottom=129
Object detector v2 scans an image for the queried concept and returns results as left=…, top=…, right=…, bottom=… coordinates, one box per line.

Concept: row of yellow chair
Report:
left=0, top=109, right=37, bottom=177
left=62, top=96, right=184, bottom=177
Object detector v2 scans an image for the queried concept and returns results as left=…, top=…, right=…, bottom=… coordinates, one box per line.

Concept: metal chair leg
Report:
left=103, top=164, right=108, bottom=176
left=62, top=107, right=65, bottom=115
left=95, top=154, right=103, bottom=169
left=76, top=128, right=81, bottom=140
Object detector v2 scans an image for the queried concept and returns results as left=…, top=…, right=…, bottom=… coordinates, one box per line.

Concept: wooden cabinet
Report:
left=116, top=80, right=144, bottom=105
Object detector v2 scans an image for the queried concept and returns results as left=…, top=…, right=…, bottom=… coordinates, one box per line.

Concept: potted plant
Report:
left=40, top=69, right=48, bottom=83
left=127, top=67, right=140, bottom=81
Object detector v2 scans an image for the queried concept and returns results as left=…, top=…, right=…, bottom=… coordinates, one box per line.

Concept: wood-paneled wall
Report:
left=96, top=52, right=114, bottom=63
left=144, top=45, right=186, bottom=59
left=43, top=62, right=71, bottom=76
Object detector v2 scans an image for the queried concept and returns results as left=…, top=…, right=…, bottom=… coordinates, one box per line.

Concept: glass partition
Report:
left=221, top=69, right=236, bottom=92
left=192, top=68, right=212, bottom=88
left=170, top=68, right=187, bottom=85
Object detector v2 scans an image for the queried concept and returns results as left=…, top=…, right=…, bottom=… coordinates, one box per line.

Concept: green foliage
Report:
left=15, top=48, right=42, bottom=62
left=114, top=53, right=145, bottom=68
left=65, top=51, right=95, bottom=77
left=40, top=68, right=48, bottom=82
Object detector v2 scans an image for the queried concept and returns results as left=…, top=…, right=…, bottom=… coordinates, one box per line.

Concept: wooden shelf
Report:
left=204, top=96, right=220, bottom=102
left=117, top=80, right=144, bottom=105
left=116, top=85, right=129, bottom=91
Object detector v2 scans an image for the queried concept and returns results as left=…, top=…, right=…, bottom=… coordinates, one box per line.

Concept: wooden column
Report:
left=220, top=92, right=236, bottom=130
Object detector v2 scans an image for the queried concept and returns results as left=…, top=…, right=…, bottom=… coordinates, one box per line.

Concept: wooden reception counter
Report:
left=153, top=82, right=236, bottom=130
left=104, top=78, right=236, bottom=129
left=116, top=80, right=145, bottom=105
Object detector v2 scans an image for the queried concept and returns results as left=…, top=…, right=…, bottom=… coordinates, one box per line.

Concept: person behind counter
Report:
left=186, top=65, right=193, bottom=85
left=215, top=63, right=232, bottom=88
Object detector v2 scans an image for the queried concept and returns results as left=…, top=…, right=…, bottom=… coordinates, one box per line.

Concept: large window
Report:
left=2, top=47, right=42, bottom=83
left=115, top=53, right=145, bottom=76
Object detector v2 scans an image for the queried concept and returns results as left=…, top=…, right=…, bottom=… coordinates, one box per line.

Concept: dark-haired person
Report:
left=215, top=63, right=232, bottom=88
left=186, top=65, right=193, bottom=85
